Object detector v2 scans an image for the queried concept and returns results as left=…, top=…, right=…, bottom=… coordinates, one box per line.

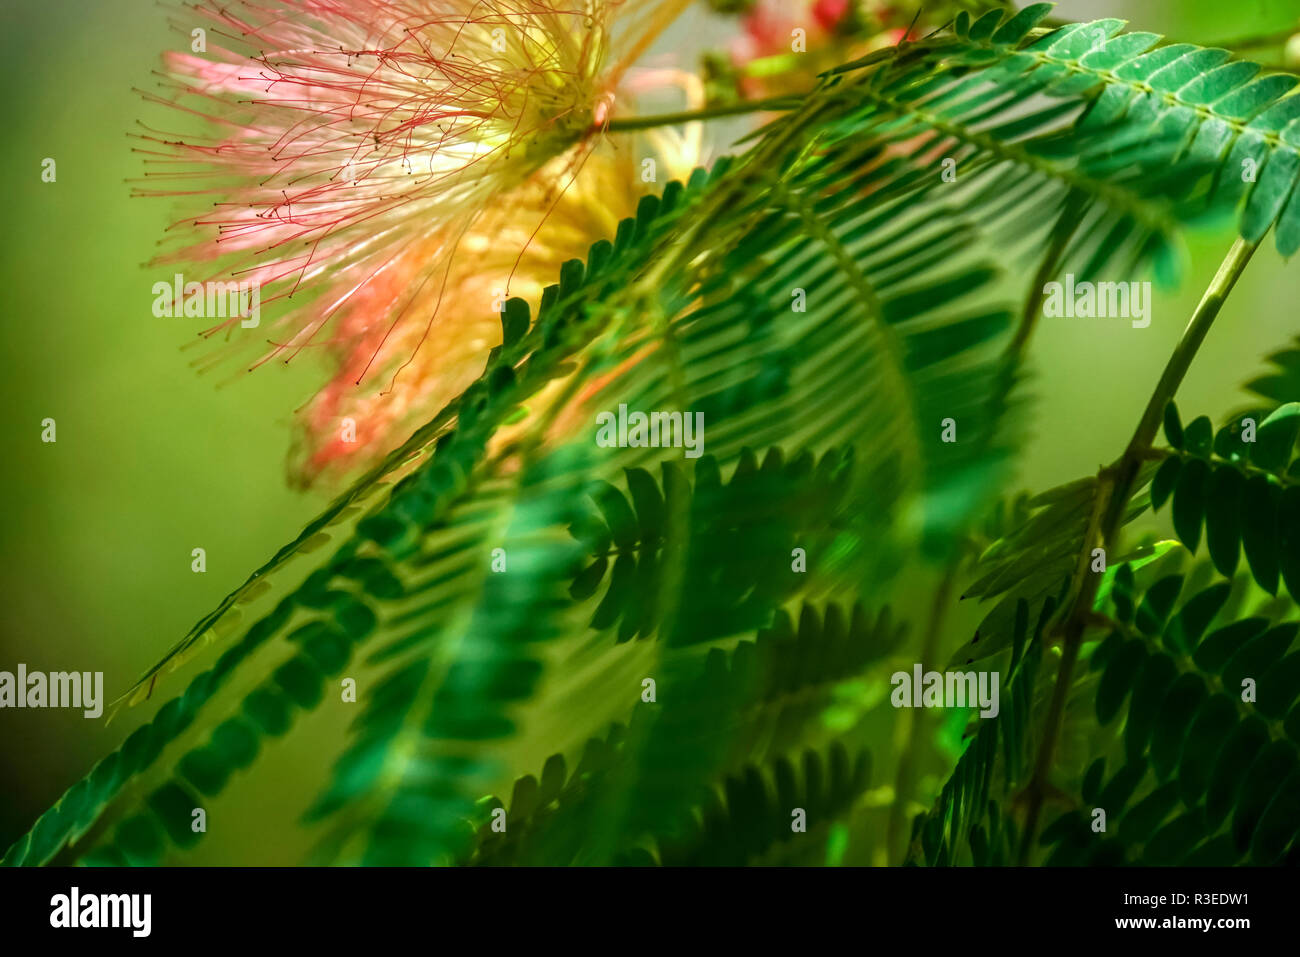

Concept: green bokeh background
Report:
left=1, top=0, right=1297, bottom=859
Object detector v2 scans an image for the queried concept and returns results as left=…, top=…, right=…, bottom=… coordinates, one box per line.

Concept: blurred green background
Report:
left=1, top=0, right=1297, bottom=858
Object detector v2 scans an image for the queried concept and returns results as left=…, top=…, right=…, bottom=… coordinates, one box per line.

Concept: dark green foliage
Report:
left=471, top=738, right=870, bottom=867
left=886, top=6, right=1300, bottom=258
left=1152, top=400, right=1300, bottom=598
left=9, top=9, right=1300, bottom=868
left=460, top=602, right=898, bottom=865
left=1246, top=336, right=1300, bottom=406
left=909, top=598, right=1051, bottom=865
left=1040, top=567, right=1300, bottom=865
left=569, top=449, right=854, bottom=644
left=948, top=472, right=1153, bottom=668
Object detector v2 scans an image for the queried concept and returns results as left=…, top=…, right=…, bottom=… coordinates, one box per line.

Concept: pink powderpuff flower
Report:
left=289, top=144, right=682, bottom=486
left=136, top=0, right=688, bottom=484
left=289, top=69, right=707, bottom=487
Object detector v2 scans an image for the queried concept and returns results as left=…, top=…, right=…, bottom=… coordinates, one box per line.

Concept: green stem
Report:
left=1015, top=476, right=1112, bottom=865
left=1006, top=190, right=1087, bottom=357
left=1103, top=236, right=1260, bottom=536
left=1122, top=236, right=1260, bottom=463
left=603, top=96, right=803, bottom=133
left=1016, top=235, right=1260, bottom=864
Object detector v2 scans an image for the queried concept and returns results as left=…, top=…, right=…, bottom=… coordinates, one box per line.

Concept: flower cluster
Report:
left=141, top=0, right=689, bottom=484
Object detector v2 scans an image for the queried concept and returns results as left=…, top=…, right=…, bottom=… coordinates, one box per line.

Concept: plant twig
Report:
left=1006, top=189, right=1087, bottom=357
left=1124, top=238, right=1260, bottom=459
left=603, top=96, right=803, bottom=132
left=1015, top=235, right=1260, bottom=864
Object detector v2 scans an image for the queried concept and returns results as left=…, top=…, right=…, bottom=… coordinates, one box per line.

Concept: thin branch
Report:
left=603, top=96, right=804, bottom=133
left=1123, top=237, right=1261, bottom=462
left=1015, top=235, right=1261, bottom=864
left=1006, top=190, right=1087, bottom=358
